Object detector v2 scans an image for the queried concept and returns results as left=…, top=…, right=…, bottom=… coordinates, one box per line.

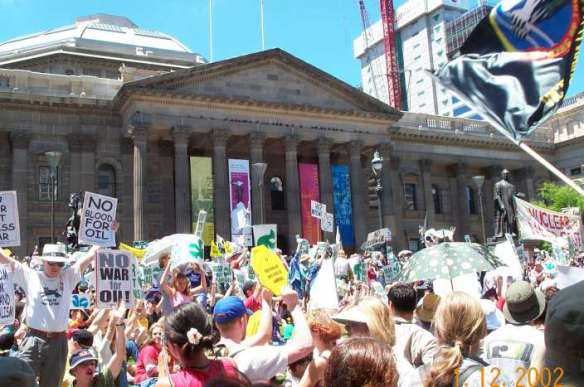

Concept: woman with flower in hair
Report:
left=155, top=303, right=240, bottom=387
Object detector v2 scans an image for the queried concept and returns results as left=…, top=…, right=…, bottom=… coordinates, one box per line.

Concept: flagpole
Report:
left=260, top=0, right=265, bottom=50
left=209, top=0, right=213, bottom=62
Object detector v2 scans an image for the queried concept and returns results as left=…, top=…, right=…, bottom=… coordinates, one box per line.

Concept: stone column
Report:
left=350, top=141, right=367, bottom=247
left=285, top=136, right=302, bottom=250
left=172, top=127, right=191, bottom=233
left=213, top=129, right=230, bottom=239
left=80, top=136, right=96, bottom=191
left=484, top=165, right=502, bottom=238
left=454, top=163, right=468, bottom=240
left=250, top=132, right=265, bottom=224
left=420, top=159, right=435, bottom=226
left=523, top=166, right=536, bottom=201
left=389, top=156, right=406, bottom=250
left=10, top=130, right=30, bottom=256
left=67, top=135, right=82, bottom=193
left=318, top=137, right=334, bottom=241
left=130, top=126, right=148, bottom=241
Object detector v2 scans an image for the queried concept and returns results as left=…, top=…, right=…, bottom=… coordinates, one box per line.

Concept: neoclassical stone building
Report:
left=1, top=14, right=583, bottom=255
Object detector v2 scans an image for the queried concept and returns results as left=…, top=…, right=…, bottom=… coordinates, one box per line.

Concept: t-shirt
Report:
left=169, top=358, right=237, bottom=387
left=13, top=262, right=81, bottom=332
left=134, top=344, right=161, bottom=383
left=394, top=317, right=438, bottom=368
left=69, top=368, right=115, bottom=387
left=333, top=258, right=350, bottom=277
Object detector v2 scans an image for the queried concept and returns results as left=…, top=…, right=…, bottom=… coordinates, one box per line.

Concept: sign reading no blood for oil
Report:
left=250, top=245, right=288, bottom=296
left=79, top=192, right=118, bottom=247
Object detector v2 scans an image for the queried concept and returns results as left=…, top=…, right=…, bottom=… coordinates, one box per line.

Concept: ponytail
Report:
left=423, top=343, right=464, bottom=387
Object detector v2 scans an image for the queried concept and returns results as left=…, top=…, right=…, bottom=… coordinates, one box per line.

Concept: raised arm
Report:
left=282, top=289, right=313, bottom=364
left=159, top=263, right=174, bottom=297
left=0, top=249, right=18, bottom=270
left=75, top=245, right=100, bottom=273
left=242, top=288, right=273, bottom=347
left=106, top=304, right=127, bottom=380
left=189, top=263, right=207, bottom=295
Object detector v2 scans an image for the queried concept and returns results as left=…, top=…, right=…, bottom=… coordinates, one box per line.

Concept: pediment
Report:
left=117, top=49, right=400, bottom=118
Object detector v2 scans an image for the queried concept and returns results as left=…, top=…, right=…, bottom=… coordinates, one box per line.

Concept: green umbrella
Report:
left=397, top=242, right=504, bottom=286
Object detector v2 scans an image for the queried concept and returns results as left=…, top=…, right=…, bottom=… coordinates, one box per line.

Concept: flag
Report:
left=434, top=0, right=584, bottom=140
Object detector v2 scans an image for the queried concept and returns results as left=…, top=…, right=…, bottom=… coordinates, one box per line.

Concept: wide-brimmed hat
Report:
left=502, top=281, right=545, bottom=324
left=331, top=306, right=369, bottom=326
left=416, top=294, right=441, bottom=323
left=40, top=243, right=69, bottom=263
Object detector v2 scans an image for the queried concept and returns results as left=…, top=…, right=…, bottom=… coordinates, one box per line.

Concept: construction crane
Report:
left=358, top=0, right=382, bottom=100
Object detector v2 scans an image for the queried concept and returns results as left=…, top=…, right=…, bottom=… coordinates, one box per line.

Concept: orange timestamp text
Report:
left=454, top=367, right=565, bottom=387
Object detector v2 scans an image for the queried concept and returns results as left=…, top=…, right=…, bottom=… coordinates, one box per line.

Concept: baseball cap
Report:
left=72, top=329, right=94, bottom=348
left=213, top=296, right=252, bottom=324
left=69, top=349, right=98, bottom=370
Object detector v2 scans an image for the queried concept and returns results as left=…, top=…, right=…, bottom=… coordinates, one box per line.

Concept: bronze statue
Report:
left=493, top=169, right=518, bottom=238
left=64, top=191, right=83, bottom=250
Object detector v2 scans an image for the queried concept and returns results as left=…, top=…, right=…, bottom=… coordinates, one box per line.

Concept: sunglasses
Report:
left=47, top=261, right=65, bottom=267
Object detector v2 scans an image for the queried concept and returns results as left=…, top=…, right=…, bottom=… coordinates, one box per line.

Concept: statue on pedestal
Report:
left=493, top=169, right=518, bottom=239
left=64, top=192, right=83, bottom=251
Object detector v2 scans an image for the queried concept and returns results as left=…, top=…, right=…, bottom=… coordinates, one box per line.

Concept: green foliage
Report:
left=535, top=182, right=584, bottom=221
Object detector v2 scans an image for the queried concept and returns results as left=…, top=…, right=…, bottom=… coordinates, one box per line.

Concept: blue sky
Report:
left=0, top=0, right=582, bottom=96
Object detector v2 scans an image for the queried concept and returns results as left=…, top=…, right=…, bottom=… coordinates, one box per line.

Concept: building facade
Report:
left=1, top=15, right=583, bottom=257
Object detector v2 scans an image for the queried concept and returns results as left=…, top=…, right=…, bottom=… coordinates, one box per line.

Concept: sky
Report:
left=0, top=0, right=582, bottom=97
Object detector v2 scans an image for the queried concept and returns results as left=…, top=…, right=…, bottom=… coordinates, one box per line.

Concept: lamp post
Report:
left=252, top=162, right=268, bottom=223
left=371, top=150, right=383, bottom=230
left=472, top=175, right=486, bottom=244
left=45, top=151, right=63, bottom=243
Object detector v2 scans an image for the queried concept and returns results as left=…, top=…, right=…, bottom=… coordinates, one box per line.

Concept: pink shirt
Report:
left=170, top=358, right=238, bottom=387
left=172, top=291, right=193, bottom=309
left=134, top=344, right=160, bottom=383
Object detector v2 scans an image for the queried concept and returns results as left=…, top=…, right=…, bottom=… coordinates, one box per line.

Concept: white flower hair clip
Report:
left=186, top=328, right=202, bottom=345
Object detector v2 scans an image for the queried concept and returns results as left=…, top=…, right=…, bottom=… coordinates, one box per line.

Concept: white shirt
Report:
left=333, top=257, right=350, bottom=277
left=219, top=338, right=288, bottom=383
left=394, top=317, right=438, bottom=367
left=13, top=262, right=81, bottom=332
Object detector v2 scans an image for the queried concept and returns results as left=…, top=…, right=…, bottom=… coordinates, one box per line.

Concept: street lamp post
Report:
left=252, top=162, right=268, bottom=223
left=45, top=151, right=63, bottom=243
left=472, top=175, right=486, bottom=244
left=371, top=150, right=383, bottom=230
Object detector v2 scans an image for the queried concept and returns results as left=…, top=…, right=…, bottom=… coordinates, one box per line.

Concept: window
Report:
left=466, top=186, right=478, bottom=215
left=270, top=177, right=285, bottom=210
left=570, top=167, right=582, bottom=176
left=39, top=166, right=59, bottom=201
left=97, top=164, right=116, bottom=197
left=432, top=185, right=442, bottom=214
left=404, top=183, right=417, bottom=211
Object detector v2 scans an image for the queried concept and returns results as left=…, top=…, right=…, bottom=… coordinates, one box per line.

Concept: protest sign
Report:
left=210, top=262, right=232, bottom=289
left=79, top=192, right=117, bottom=247
left=169, top=235, right=204, bottom=270
left=309, top=259, right=339, bottom=310
left=250, top=245, right=288, bottom=295
left=194, top=210, right=207, bottom=240
left=253, top=224, right=277, bottom=249
left=130, top=257, right=146, bottom=300
left=557, top=265, right=584, bottom=289
left=0, top=264, right=15, bottom=325
left=70, top=294, right=91, bottom=310
left=492, top=240, right=523, bottom=281
left=95, top=249, right=135, bottom=308
left=210, top=241, right=221, bottom=259
left=362, top=228, right=392, bottom=253
left=310, top=200, right=326, bottom=219
left=0, top=191, right=20, bottom=247
left=321, top=213, right=334, bottom=233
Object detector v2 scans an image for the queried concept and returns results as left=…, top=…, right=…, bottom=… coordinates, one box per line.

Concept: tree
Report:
left=536, top=181, right=584, bottom=221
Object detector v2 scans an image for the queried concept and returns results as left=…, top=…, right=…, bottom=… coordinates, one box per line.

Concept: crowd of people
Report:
left=0, top=237, right=583, bottom=387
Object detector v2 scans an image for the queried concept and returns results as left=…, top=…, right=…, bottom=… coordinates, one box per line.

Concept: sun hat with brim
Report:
left=502, top=281, right=545, bottom=325
left=416, top=294, right=441, bottom=323
left=40, top=243, right=70, bottom=263
left=69, top=349, right=98, bottom=370
left=331, top=306, right=369, bottom=325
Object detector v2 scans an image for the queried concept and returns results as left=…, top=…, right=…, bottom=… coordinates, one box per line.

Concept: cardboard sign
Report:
left=210, top=262, right=232, bottom=288
left=253, top=224, right=277, bottom=249
left=210, top=241, right=221, bottom=259
left=0, top=191, right=20, bottom=247
left=0, top=264, right=15, bottom=325
left=321, top=213, right=334, bottom=233
left=130, top=257, right=146, bottom=300
left=250, top=245, right=288, bottom=296
left=194, top=210, right=207, bottom=239
left=310, top=200, right=326, bottom=219
left=556, top=265, right=584, bottom=289
left=95, top=249, right=135, bottom=308
left=70, top=294, right=91, bottom=310
left=79, top=192, right=118, bottom=247
left=170, top=235, right=204, bottom=270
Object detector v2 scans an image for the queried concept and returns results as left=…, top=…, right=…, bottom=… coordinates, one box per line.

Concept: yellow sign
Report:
left=1, top=249, right=12, bottom=257
left=119, top=243, right=145, bottom=260
left=224, top=242, right=234, bottom=256
left=250, top=245, right=288, bottom=296
left=210, top=241, right=221, bottom=258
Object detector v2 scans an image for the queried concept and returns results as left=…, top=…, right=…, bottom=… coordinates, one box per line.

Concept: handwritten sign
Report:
left=0, top=264, right=15, bottom=325
left=170, top=235, right=204, bottom=270
left=321, top=213, right=334, bottom=233
left=253, top=224, right=277, bottom=249
left=310, top=200, right=326, bottom=219
left=250, top=245, right=288, bottom=296
left=79, top=192, right=117, bottom=247
left=95, top=250, right=134, bottom=308
left=0, top=191, right=20, bottom=247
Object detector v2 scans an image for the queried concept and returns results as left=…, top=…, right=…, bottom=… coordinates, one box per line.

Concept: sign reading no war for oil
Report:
left=79, top=192, right=117, bottom=247
left=95, top=249, right=135, bottom=309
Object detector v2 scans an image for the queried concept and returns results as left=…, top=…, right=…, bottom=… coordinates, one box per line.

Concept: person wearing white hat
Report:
left=0, top=243, right=100, bottom=387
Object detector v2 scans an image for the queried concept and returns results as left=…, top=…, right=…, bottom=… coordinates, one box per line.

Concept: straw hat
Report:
left=415, top=294, right=441, bottom=323
left=40, top=244, right=70, bottom=263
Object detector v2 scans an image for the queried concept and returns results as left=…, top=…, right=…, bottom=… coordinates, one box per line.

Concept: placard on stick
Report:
left=250, top=245, right=288, bottom=296
left=0, top=264, right=15, bottom=325
left=0, top=191, right=20, bottom=247
left=95, top=249, right=134, bottom=309
left=310, top=200, right=326, bottom=219
left=79, top=192, right=117, bottom=247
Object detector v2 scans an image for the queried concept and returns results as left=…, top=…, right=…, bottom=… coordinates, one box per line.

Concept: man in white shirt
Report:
left=0, top=243, right=99, bottom=387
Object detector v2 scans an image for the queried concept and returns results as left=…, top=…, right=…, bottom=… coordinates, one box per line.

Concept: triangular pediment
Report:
left=117, top=49, right=400, bottom=118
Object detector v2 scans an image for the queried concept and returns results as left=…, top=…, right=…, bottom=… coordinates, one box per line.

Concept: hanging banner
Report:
left=515, top=197, right=582, bottom=250
left=190, top=157, right=215, bottom=246
left=332, top=165, right=355, bottom=248
left=78, top=192, right=117, bottom=247
left=299, top=163, right=321, bottom=245
left=0, top=191, right=20, bottom=247
left=253, top=224, right=277, bottom=249
left=228, top=159, right=253, bottom=246
left=95, top=249, right=135, bottom=309
left=0, top=264, right=15, bottom=325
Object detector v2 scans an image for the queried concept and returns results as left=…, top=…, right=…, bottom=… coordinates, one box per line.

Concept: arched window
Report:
left=270, top=176, right=285, bottom=210
left=466, top=186, right=477, bottom=215
left=97, top=164, right=116, bottom=197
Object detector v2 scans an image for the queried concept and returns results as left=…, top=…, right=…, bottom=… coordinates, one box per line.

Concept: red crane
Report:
left=380, top=0, right=403, bottom=110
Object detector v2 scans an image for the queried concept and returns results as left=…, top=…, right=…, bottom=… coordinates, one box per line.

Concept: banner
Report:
left=0, top=191, right=20, bottom=247
left=515, top=197, right=582, bottom=250
left=95, top=249, right=135, bottom=309
left=253, top=224, right=277, bottom=249
left=332, top=165, right=355, bottom=248
left=228, top=159, right=253, bottom=246
left=0, top=264, right=14, bottom=325
left=299, top=163, right=321, bottom=245
left=190, top=157, right=215, bottom=246
left=79, top=192, right=117, bottom=247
